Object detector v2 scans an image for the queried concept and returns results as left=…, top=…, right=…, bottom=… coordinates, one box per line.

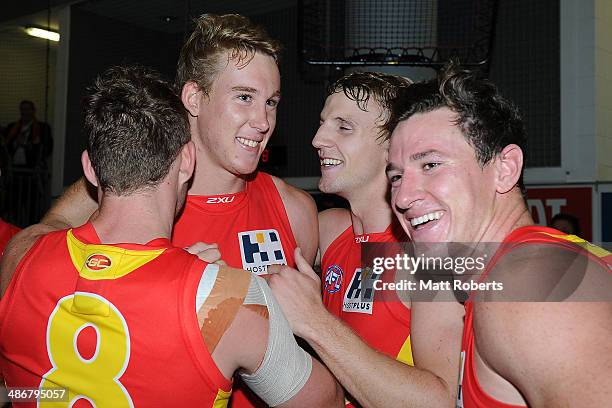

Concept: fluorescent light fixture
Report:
left=25, top=27, right=60, bottom=42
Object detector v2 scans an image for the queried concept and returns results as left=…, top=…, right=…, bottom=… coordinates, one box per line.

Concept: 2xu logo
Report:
left=85, top=254, right=112, bottom=271
left=206, top=196, right=236, bottom=204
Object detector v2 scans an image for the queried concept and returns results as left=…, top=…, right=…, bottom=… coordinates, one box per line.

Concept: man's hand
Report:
left=267, top=248, right=328, bottom=338
left=185, top=242, right=226, bottom=265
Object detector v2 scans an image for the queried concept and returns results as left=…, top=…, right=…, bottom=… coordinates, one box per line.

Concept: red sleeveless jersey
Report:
left=172, top=172, right=297, bottom=275
left=173, top=172, right=297, bottom=408
left=457, top=226, right=612, bottom=408
left=322, top=222, right=412, bottom=407
left=0, top=222, right=232, bottom=407
left=0, top=218, right=19, bottom=257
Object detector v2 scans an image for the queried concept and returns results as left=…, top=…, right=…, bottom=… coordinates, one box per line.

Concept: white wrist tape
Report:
left=240, top=276, right=313, bottom=406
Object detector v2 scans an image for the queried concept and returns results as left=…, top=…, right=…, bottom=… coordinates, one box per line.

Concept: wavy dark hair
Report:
left=388, top=63, right=527, bottom=191
left=328, top=71, right=412, bottom=142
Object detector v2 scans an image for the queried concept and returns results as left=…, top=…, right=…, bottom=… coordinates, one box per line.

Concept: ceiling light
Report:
left=25, top=27, right=60, bottom=42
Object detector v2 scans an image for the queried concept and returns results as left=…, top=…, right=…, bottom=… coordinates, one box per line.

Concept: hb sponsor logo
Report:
left=85, top=254, right=112, bottom=271
left=238, top=229, right=286, bottom=275
left=324, top=265, right=343, bottom=294
left=342, top=267, right=382, bottom=314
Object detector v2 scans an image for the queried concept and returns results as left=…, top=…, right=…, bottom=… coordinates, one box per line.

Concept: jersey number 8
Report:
left=40, top=292, right=133, bottom=407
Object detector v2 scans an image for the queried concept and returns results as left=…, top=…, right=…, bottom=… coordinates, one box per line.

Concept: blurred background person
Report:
left=550, top=212, right=582, bottom=236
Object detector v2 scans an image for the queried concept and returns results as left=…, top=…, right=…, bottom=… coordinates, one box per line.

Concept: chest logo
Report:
left=238, top=229, right=287, bottom=275
left=85, top=254, right=112, bottom=271
left=342, top=267, right=382, bottom=314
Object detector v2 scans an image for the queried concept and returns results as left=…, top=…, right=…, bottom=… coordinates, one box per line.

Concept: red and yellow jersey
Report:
left=173, top=172, right=297, bottom=275
left=173, top=172, right=297, bottom=408
left=457, top=226, right=612, bottom=408
left=321, top=222, right=412, bottom=407
left=0, top=222, right=232, bottom=407
left=0, top=218, right=20, bottom=257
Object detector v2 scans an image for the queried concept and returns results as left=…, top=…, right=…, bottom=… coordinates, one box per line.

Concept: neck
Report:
left=91, top=190, right=176, bottom=244
left=188, top=158, right=247, bottom=195
left=479, top=192, right=534, bottom=242
left=187, top=136, right=247, bottom=196
left=345, top=175, right=394, bottom=236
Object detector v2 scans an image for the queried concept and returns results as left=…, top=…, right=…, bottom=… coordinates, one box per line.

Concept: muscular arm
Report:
left=0, top=224, right=55, bottom=297
left=1, top=179, right=98, bottom=296
left=477, top=301, right=612, bottom=407
left=199, top=265, right=343, bottom=407
left=272, top=176, right=318, bottom=266
left=41, top=178, right=98, bottom=229
left=477, top=248, right=612, bottom=407
left=269, top=248, right=464, bottom=408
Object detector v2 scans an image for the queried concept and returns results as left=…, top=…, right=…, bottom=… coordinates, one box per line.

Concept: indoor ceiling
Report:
left=2, top=0, right=297, bottom=34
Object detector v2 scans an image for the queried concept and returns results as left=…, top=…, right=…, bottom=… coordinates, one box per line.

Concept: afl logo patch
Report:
left=85, top=254, right=112, bottom=271
left=324, top=265, right=343, bottom=294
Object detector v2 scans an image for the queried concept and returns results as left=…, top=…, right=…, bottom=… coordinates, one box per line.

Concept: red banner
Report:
left=526, top=187, right=592, bottom=241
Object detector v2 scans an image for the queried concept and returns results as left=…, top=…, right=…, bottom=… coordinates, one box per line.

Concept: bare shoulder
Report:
left=318, top=208, right=352, bottom=257
left=270, top=175, right=318, bottom=265
left=270, top=175, right=317, bottom=213
left=474, top=241, right=612, bottom=405
left=1, top=224, right=55, bottom=297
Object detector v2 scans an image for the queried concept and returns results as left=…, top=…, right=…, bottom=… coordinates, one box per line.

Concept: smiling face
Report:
left=387, top=107, right=498, bottom=243
left=192, top=51, right=281, bottom=176
left=313, top=92, right=389, bottom=197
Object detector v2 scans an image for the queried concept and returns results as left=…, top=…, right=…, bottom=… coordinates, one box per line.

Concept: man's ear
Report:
left=181, top=81, right=203, bottom=118
left=81, top=150, right=99, bottom=188
left=381, top=138, right=390, bottom=162
left=495, top=144, right=523, bottom=194
left=178, top=141, right=196, bottom=185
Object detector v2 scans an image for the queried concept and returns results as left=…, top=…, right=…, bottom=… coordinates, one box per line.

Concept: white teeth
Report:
left=410, top=211, right=443, bottom=227
left=236, top=137, right=260, bottom=148
left=320, top=158, right=343, bottom=166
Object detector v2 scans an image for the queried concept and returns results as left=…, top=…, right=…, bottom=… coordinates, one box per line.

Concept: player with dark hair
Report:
left=386, top=64, right=612, bottom=407
left=316, top=72, right=414, bottom=407
left=0, top=65, right=342, bottom=408
left=267, top=71, right=465, bottom=408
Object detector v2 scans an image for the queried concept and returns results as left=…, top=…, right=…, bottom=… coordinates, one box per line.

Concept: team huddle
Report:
left=1, top=13, right=611, bottom=408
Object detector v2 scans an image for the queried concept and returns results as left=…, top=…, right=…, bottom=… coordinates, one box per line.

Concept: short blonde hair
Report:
left=176, top=14, right=281, bottom=94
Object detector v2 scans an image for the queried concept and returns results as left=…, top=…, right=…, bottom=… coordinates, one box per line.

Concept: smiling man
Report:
left=315, top=72, right=415, bottom=406
left=267, top=72, right=465, bottom=408
left=0, top=65, right=341, bottom=408
left=387, top=64, right=612, bottom=407
left=37, top=14, right=318, bottom=408
left=172, top=14, right=317, bottom=276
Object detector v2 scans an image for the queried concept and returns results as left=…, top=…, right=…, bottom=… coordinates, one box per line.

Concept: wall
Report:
left=595, top=0, right=612, bottom=180
left=0, top=25, right=57, bottom=129
left=62, top=6, right=183, bottom=185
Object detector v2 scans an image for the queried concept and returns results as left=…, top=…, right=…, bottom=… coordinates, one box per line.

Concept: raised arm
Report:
left=197, top=264, right=343, bottom=407
left=41, top=178, right=98, bottom=230
left=269, top=248, right=464, bottom=408
left=2, top=178, right=98, bottom=297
